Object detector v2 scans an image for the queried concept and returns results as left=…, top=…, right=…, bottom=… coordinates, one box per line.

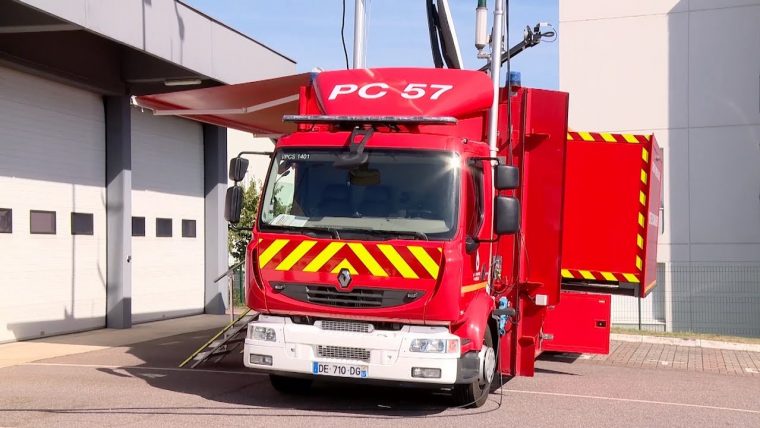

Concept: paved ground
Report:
left=568, top=340, right=760, bottom=376
left=1, top=329, right=759, bottom=427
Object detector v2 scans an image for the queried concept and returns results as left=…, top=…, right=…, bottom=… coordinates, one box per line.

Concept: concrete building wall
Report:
left=16, top=0, right=295, bottom=84
left=0, top=0, right=296, bottom=342
left=560, top=0, right=760, bottom=335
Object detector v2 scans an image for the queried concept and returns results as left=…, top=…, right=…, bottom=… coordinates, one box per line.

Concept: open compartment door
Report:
left=560, top=132, right=662, bottom=298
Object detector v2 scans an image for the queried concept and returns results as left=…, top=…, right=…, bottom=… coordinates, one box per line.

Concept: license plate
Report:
left=312, top=361, right=368, bottom=378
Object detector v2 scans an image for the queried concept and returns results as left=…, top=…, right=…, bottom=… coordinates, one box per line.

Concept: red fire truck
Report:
left=136, top=1, right=662, bottom=408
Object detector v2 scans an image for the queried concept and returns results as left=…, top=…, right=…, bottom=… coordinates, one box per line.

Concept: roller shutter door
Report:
left=0, top=66, right=106, bottom=342
left=131, top=109, right=204, bottom=323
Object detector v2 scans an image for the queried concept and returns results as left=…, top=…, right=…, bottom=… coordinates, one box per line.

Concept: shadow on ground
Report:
left=35, top=329, right=514, bottom=418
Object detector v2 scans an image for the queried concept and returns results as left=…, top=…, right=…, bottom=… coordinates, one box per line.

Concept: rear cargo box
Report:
left=561, top=132, right=662, bottom=298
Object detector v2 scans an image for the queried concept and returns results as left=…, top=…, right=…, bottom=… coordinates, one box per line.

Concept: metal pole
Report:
left=229, top=274, right=234, bottom=322
left=487, top=0, right=505, bottom=158
left=484, top=0, right=505, bottom=293
left=353, top=0, right=366, bottom=68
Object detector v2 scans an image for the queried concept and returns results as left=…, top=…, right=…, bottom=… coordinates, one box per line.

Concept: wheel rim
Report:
left=479, top=345, right=496, bottom=384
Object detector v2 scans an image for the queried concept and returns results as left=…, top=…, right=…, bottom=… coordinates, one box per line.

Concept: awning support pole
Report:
left=353, top=0, right=367, bottom=68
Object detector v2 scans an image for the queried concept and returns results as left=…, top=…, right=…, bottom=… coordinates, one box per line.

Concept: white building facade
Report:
left=560, top=0, right=760, bottom=335
left=0, top=0, right=295, bottom=342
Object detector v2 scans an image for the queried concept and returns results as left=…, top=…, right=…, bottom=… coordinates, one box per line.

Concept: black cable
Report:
left=426, top=0, right=444, bottom=68
left=341, top=0, right=349, bottom=69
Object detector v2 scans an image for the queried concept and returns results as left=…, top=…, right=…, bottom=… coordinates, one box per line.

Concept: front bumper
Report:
left=243, top=315, right=478, bottom=385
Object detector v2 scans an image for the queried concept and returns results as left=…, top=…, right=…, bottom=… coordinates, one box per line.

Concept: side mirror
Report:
left=494, top=196, right=520, bottom=235
left=495, top=165, right=519, bottom=190
left=225, top=186, right=244, bottom=223
left=229, top=157, right=250, bottom=182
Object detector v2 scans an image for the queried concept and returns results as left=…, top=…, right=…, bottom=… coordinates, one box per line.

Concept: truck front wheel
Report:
left=452, top=325, right=496, bottom=408
left=269, top=374, right=313, bottom=395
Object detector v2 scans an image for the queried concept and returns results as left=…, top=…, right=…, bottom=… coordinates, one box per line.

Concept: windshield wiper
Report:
left=333, top=227, right=428, bottom=241
left=268, top=225, right=341, bottom=239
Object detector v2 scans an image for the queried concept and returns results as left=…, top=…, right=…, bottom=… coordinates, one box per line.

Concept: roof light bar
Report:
left=282, top=115, right=458, bottom=125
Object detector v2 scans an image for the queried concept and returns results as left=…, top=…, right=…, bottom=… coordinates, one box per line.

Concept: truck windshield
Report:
left=259, top=149, right=459, bottom=240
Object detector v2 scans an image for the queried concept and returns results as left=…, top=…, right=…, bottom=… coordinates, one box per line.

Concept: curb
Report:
left=611, top=333, right=760, bottom=353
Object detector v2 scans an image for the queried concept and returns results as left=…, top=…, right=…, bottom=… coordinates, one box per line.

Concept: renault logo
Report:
left=337, top=268, right=352, bottom=288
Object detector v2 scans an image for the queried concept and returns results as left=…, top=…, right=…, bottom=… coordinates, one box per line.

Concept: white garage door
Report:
left=131, top=109, right=204, bottom=323
left=0, top=66, right=106, bottom=343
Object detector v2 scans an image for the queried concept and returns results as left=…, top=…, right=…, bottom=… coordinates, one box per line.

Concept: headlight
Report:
left=409, top=338, right=458, bottom=353
left=251, top=326, right=276, bottom=342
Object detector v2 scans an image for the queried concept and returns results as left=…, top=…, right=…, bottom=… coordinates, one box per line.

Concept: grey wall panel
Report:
left=689, top=125, right=760, bottom=244
left=688, top=5, right=760, bottom=128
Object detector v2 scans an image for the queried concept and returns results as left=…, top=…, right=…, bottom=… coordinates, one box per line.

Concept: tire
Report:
left=269, top=374, right=313, bottom=395
left=452, top=325, right=496, bottom=408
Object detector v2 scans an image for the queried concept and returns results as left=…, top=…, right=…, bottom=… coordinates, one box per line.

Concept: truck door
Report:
left=462, top=157, right=492, bottom=297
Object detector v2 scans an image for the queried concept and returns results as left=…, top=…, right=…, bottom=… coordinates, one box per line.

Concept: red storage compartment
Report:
left=560, top=132, right=662, bottom=297
left=542, top=291, right=611, bottom=354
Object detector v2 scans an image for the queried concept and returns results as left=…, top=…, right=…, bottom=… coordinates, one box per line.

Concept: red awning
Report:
left=134, top=73, right=312, bottom=135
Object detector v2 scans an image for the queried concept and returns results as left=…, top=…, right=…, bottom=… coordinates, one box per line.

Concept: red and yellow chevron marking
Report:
left=567, top=131, right=651, bottom=145
left=256, top=238, right=443, bottom=280
left=561, top=269, right=640, bottom=284
left=636, top=142, right=651, bottom=276
left=566, top=131, right=654, bottom=282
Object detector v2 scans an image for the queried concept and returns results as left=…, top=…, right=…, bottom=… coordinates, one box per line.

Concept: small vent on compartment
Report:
left=316, top=345, right=370, bottom=362
left=318, top=320, right=373, bottom=333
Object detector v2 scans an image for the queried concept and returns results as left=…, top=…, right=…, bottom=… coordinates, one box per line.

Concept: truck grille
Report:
left=316, top=345, right=370, bottom=362
left=307, top=286, right=382, bottom=308
left=318, top=320, right=373, bottom=333
left=275, top=283, right=424, bottom=309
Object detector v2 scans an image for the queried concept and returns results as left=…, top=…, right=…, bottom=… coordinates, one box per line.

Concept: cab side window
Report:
left=466, top=163, right=485, bottom=236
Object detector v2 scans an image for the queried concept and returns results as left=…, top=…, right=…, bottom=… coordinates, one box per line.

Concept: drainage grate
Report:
left=316, top=345, right=371, bottom=362
left=318, top=320, right=373, bottom=333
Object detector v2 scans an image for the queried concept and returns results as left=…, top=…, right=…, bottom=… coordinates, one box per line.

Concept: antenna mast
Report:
left=353, top=0, right=367, bottom=68
left=487, top=0, right=505, bottom=157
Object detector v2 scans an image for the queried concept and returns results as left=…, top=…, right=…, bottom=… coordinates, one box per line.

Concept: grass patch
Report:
left=611, top=327, right=760, bottom=345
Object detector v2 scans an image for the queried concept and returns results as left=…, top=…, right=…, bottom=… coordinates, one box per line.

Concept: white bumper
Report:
left=243, top=315, right=463, bottom=385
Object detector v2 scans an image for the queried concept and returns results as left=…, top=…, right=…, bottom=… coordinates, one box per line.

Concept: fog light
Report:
left=252, top=326, right=276, bottom=342
left=412, top=367, right=441, bottom=379
left=250, top=354, right=273, bottom=366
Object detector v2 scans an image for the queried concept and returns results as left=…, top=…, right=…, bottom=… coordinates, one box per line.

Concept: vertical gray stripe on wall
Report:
left=105, top=96, right=132, bottom=329
left=204, top=124, right=228, bottom=314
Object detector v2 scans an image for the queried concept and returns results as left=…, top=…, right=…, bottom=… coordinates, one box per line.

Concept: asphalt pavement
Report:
left=1, top=328, right=759, bottom=427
